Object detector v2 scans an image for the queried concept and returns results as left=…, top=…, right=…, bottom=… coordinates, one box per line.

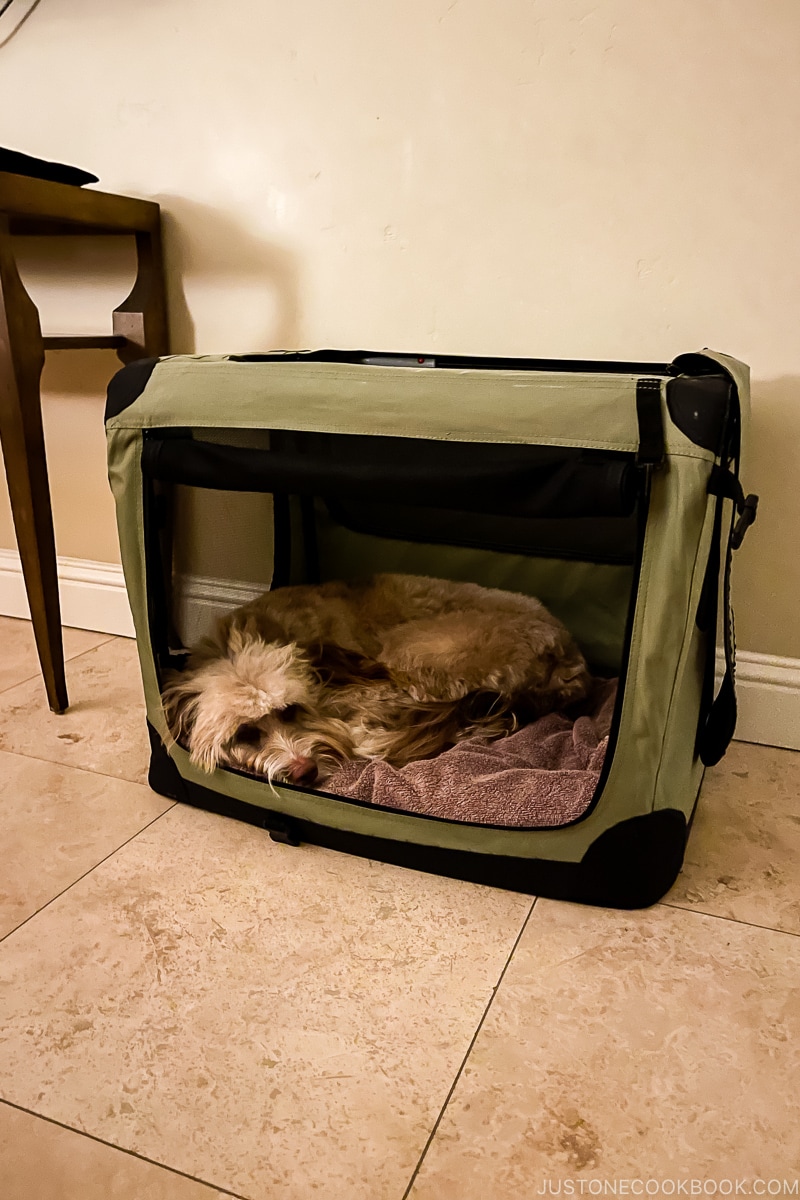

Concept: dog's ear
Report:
left=184, top=691, right=249, bottom=772
left=161, top=672, right=201, bottom=744
left=167, top=669, right=283, bottom=773
left=161, top=671, right=243, bottom=771
left=162, top=638, right=319, bottom=773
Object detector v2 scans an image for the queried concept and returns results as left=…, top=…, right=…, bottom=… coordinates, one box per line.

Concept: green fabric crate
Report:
left=105, top=348, right=757, bottom=908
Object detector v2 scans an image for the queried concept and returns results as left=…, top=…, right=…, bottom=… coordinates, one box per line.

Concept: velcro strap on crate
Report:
left=696, top=464, right=759, bottom=766
left=635, top=378, right=666, bottom=468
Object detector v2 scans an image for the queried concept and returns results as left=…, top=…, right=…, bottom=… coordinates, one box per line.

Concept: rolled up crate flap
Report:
left=106, top=356, right=654, bottom=453
left=141, top=434, right=639, bottom=519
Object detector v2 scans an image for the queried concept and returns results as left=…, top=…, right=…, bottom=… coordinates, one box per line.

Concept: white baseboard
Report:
left=1, top=549, right=798, bottom=752
left=716, top=650, right=800, bottom=752
left=0, top=548, right=135, bottom=638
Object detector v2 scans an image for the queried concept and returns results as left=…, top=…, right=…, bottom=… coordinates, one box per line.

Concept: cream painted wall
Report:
left=0, top=0, right=798, bottom=655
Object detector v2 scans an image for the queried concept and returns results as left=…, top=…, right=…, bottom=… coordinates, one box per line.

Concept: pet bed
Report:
left=105, top=348, right=758, bottom=908
left=325, top=678, right=617, bottom=826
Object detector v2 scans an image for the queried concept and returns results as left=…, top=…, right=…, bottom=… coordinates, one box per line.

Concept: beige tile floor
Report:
left=0, top=614, right=798, bottom=1199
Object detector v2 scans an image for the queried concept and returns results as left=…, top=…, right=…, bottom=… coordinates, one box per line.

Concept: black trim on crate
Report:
left=105, top=357, right=160, bottom=422
left=666, top=375, right=733, bottom=454
left=146, top=723, right=688, bottom=909
left=271, top=493, right=292, bottom=589
left=141, top=469, right=172, bottom=666
left=229, top=349, right=679, bottom=376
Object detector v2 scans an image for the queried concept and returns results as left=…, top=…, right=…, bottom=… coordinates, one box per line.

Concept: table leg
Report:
left=113, top=226, right=169, bottom=362
left=0, top=217, right=67, bottom=712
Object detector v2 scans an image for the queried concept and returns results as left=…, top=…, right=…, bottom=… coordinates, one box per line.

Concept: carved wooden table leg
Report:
left=0, top=216, right=67, bottom=712
left=113, top=227, right=169, bottom=361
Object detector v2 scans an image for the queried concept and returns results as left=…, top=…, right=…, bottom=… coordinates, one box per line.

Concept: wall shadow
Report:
left=156, top=195, right=302, bottom=354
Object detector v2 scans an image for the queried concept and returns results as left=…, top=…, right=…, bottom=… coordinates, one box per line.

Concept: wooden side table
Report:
left=0, top=171, right=168, bottom=712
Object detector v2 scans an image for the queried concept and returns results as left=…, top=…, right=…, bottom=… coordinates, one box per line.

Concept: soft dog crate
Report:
left=105, top=348, right=757, bottom=908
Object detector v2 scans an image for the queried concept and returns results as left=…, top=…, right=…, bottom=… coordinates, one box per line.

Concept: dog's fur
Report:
left=162, top=574, right=591, bottom=787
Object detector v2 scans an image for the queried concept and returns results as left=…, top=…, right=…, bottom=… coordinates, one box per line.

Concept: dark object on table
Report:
left=0, top=146, right=98, bottom=187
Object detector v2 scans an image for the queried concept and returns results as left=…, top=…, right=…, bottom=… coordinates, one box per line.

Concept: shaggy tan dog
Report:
left=162, top=574, right=590, bottom=787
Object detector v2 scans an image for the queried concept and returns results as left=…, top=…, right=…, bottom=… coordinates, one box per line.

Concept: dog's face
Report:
left=161, top=637, right=359, bottom=786
left=224, top=705, right=355, bottom=786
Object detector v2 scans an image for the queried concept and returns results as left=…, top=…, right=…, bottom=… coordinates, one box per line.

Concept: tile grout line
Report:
left=0, top=744, right=150, bottom=788
left=0, top=633, right=118, bottom=699
left=659, top=897, right=800, bottom=940
left=0, top=804, right=176, bottom=948
left=400, top=896, right=539, bottom=1200
left=0, top=1098, right=251, bottom=1200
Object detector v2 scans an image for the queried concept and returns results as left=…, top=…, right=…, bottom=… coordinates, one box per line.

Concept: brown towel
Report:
left=324, top=678, right=618, bottom=827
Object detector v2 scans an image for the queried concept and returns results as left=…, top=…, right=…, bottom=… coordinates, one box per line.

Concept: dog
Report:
left=162, top=573, right=591, bottom=788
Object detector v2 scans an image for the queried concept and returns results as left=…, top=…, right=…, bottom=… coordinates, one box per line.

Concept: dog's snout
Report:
left=287, top=755, right=318, bottom=786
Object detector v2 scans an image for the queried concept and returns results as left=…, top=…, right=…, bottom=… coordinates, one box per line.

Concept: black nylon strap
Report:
left=636, top=379, right=666, bottom=467
left=695, top=489, right=743, bottom=763
left=697, top=451, right=758, bottom=765
left=695, top=487, right=723, bottom=759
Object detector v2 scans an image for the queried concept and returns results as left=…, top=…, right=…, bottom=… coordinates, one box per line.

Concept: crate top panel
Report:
left=104, top=352, right=730, bottom=459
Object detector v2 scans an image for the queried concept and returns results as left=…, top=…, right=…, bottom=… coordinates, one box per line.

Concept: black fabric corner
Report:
left=105, top=358, right=160, bottom=422
left=670, top=351, right=727, bottom=377
left=666, top=375, right=732, bottom=454
left=578, top=808, right=688, bottom=907
left=147, top=721, right=188, bottom=800
left=146, top=723, right=689, bottom=910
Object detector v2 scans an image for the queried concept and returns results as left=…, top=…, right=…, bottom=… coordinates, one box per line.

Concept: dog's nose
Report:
left=287, top=756, right=318, bottom=785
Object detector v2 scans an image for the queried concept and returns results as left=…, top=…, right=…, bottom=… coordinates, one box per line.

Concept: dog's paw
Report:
left=546, top=658, right=592, bottom=707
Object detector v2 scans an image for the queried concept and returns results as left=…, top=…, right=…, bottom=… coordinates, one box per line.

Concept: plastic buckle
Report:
left=732, top=494, right=759, bottom=550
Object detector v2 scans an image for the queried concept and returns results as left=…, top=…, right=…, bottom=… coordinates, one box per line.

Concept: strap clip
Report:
left=707, top=466, right=759, bottom=551
left=732, top=494, right=759, bottom=550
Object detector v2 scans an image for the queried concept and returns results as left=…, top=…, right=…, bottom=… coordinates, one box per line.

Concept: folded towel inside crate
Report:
left=324, top=678, right=617, bottom=827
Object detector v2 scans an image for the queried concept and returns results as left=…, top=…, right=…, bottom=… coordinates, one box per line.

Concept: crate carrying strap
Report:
left=696, top=461, right=759, bottom=766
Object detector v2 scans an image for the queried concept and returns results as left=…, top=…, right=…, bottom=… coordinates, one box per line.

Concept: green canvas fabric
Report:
left=106, top=350, right=747, bottom=866
left=107, top=354, right=711, bottom=459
